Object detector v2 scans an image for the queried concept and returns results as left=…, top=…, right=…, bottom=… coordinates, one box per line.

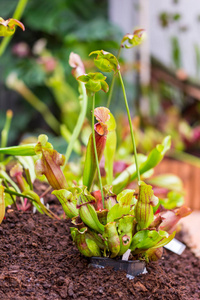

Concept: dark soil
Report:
left=0, top=211, right=199, bottom=300
left=0, top=180, right=200, bottom=299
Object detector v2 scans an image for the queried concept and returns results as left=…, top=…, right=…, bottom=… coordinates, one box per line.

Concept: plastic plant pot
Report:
left=88, top=257, right=147, bottom=279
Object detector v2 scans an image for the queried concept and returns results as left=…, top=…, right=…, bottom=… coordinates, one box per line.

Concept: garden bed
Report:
left=0, top=210, right=199, bottom=300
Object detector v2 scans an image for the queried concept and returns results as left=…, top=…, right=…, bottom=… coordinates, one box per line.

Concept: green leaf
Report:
left=171, top=36, right=181, bottom=69
left=103, top=222, right=120, bottom=258
left=139, top=136, right=171, bottom=173
left=107, top=189, right=134, bottom=223
left=134, top=182, right=158, bottom=230
left=17, top=156, right=36, bottom=183
left=104, top=131, right=116, bottom=185
left=160, top=191, right=184, bottom=210
left=4, top=188, right=34, bottom=201
left=89, top=50, right=120, bottom=73
left=77, top=72, right=109, bottom=96
left=118, top=215, right=135, bottom=256
left=103, top=186, right=117, bottom=210
left=147, top=174, right=183, bottom=193
left=4, top=191, right=15, bottom=207
left=112, top=136, right=171, bottom=194
left=130, top=230, right=169, bottom=252
left=70, top=227, right=101, bottom=257
left=52, top=189, right=79, bottom=218
left=83, top=121, right=108, bottom=191
left=78, top=190, right=104, bottom=233
left=107, top=203, right=129, bottom=223
left=86, top=238, right=102, bottom=257
left=0, top=144, right=36, bottom=156
left=86, top=228, right=106, bottom=250
left=151, top=231, right=176, bottom=249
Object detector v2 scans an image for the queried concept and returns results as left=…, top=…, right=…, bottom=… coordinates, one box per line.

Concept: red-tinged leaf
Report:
left=100, top=80, right=109, bottom=93
left=10, top=163, right=30, bottom=192
left=121, top=29, right=146, bottom=48
left=95, top=123, right=108, bottom=136
left=7, top=18, right=25, bottom=31
left=149, top=214, right=164, bottom=229
left=91, top=190, right=104, bottom=211
left=35, top=135, right=67, bottom=190
left=0, top=17, right=25, bottom=37
left=159, top=206, right=192, bottom=233
left=94, top=107, right=110, bottom=124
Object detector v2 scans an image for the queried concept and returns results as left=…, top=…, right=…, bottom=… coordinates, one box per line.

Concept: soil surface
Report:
left=0, top=209, right=199, bottom=300
left=0, top=180, right=199, bottom=299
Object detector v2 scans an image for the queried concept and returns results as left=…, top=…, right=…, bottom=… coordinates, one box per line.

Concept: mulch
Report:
left=0, top=180, right=199, bottom=299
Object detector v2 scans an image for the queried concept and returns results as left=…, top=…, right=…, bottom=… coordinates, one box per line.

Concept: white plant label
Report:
left=122, top=249, right=131, bottom=261
left=164, top=238, right=186, bottom=255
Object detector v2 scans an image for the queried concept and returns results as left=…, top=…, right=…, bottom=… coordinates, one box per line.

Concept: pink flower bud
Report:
left=69, top=52, right=85, bottom=78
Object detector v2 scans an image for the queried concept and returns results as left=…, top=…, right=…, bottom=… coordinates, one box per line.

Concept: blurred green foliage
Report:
left=1, top=0, right=122, bottom=83
left=0, top=0, right=123, bottom=144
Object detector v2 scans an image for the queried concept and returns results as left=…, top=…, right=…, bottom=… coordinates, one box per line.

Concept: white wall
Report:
left=149, top=0, right=200, bottom=79
left=109, top=0, right=200, bottom=81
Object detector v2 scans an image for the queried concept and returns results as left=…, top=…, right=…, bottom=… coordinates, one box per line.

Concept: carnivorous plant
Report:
left=0, top=29, right=191, bottom=261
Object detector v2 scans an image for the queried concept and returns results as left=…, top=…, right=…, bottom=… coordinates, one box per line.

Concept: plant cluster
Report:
left=0, top=20, right=191, bottom=263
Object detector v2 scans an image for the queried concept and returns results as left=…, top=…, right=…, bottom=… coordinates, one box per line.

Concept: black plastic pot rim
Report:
left=88, top=256, right=147, bottom=280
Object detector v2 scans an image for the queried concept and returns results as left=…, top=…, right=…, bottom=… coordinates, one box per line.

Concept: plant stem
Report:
left=0, top=0, right=28, bottom=57
left=107, top=46, right=122, bottom=108
left=92, top=95, right=105, bottom=208
left=64, top=82, right=88, bottom=165
left=118, top=70, right=140, bottom=183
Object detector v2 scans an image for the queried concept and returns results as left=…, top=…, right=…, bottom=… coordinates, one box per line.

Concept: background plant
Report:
left=0, top=0, right=123, bottom=146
